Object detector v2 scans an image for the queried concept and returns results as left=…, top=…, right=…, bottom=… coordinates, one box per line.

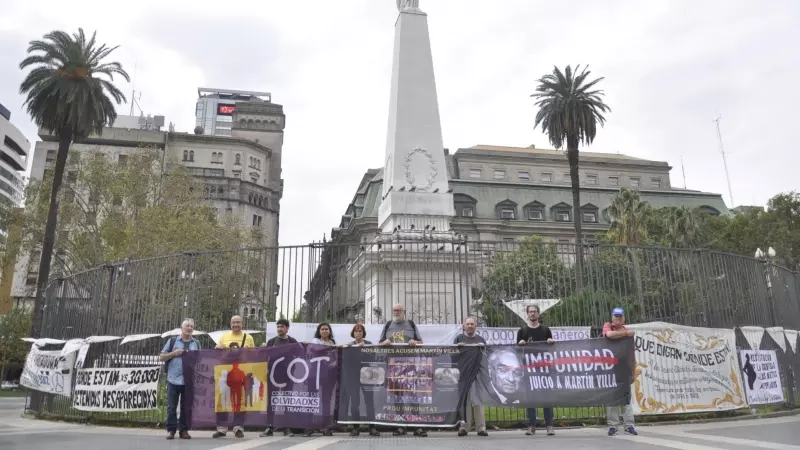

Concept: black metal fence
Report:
left=26, top=239, right=800, bottom=427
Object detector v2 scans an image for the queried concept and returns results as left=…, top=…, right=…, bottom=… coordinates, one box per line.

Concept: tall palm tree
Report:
left=19, top=28, right=129, bottom=336
left=666, top=206, right=699, bottom=248
left=607, top=188, right=650, bottom=245
left=532, top=65, right=610, bottom=287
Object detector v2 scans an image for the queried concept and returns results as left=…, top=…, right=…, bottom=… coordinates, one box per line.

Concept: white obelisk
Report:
left=378, top=0, right=455, bottom=235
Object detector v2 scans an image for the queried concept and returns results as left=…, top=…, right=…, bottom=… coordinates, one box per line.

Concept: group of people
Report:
left=158, top=304, right=638, bottom=440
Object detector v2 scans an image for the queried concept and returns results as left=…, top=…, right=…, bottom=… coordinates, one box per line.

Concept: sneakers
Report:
left=368, top=428, right=380, bottom=437
left=413, top=428, right=428, bottom=437
left=234, top=429, right=244, bottom=438
left=477, top=430, right=489, bottom=437
left=212, top=431, right=226, bottom=438
left=458, top=429, right=468, bottom=437
left=179, top=431, right=191, bottom=439
left=608, top=427, right=617, bottom=436
left=625, top=425, right=638, bottom=435
left=259, top=428, right=273, bottom=437
left=350, top=428, right=360, bottom=437
left=525, top=426, right=536, bottom=435
left=322, top=430, right=333, bottom=437
left=546, top=426, right=555, bottom=436
left=392, top=428, right=407, bottom=436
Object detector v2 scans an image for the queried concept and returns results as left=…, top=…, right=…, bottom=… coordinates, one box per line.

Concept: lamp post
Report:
left=181, top=269, right=195, bottom=320
left=755, top=247, right=778, bottom=327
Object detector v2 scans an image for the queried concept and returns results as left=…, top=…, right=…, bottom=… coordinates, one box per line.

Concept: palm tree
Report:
left=666, top=206, right=699, bottom=248
left=532, top=65, right=610, bottom=287
left=607, top=188, right=650, bottom=245
left=19, top=29, right=129, bottom=336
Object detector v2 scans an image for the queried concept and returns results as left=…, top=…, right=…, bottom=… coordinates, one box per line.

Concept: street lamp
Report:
left=180, top=270, right=195, bottom=318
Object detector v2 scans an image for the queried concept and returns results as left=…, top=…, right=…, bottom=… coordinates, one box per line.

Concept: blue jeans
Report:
left=527, top=407, right=554, bottom=427
left=166, top=382, right=188, bottom=433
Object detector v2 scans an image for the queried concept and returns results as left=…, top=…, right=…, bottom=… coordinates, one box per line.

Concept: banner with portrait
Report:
left=629, top=322, right=746, bottom=414
left=337, top=345, right=482, bottom=427
left=72, top=366, right=160, bottom=412
left=740, top=350, right=784, bottom=405
left=20, top=346, right=77, bottom=397
left=470, top=338, right=635, bottom=407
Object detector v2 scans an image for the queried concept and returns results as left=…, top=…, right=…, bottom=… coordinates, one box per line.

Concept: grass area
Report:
left=0, top=390, right=26, bottom=398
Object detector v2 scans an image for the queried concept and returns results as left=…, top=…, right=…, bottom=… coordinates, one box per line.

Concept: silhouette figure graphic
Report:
left=218, top=370, right=230, bottom=410
left=227, top=361, right=247, bottom=412
left=742, top=354, right=757, bottom=390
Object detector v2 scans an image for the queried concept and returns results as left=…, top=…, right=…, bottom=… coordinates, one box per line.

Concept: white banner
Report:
left=785, top=330, right=798, bottom=353
left=739, top=326, right=764, bottom=350
left=19, top=347, right=77, bottom=397
left=766, top=327, right=787, bottom=352
left=740, top=350, right=784, bottom=405
left=72, top=366, right=161, bottom=412
left=629, top=322, right=746, bottom=415
left=263, top=323, right=590, bottom=345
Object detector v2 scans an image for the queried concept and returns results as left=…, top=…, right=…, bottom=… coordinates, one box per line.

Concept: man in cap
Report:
left=602, top=307, right=638, bottom=437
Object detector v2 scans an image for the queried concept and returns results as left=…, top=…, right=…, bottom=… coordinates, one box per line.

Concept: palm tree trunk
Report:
left=567, top=140, right=584, bottom=290
left=31, top=130, right=72, bottom=338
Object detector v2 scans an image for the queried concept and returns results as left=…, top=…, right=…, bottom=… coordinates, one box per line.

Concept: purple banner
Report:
left=182, top=343, right=338, bottom=429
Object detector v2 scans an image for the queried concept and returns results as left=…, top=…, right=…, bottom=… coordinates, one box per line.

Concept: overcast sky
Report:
left=1, top=0, right=798, bottom=249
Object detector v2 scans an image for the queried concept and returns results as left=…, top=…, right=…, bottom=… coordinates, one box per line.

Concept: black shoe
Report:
left=608, top=427, right=617, bottom=436
left=259, top=428, right=273, bottom=437
left=235, top=429, right=244, bottom=438
left=413, top=429, right=427, bottom=437
left=322, top=430, right=333, bottom=436
left=393, top=428, right=407, bottom=436
left=303, top=430, right=315, bottom=437
left=179, top=431, right=191, bottom=439
left=477, top=430, right=488, bottom=437
left=166, top=432, right=175, bottom=440
left=212, top=431, right=226, bottom=438
left=369, top=428, right=380, bottom=437
left=350, top=428, right=360, bottom=436
left=458, top=429, right=467, bottom=437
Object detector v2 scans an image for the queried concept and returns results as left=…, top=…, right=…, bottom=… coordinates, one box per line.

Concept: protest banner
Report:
left=183, top=344, right=338, bottom=430
left=470, top=338, right=635, bottom=407
left=740, top=350, right=784, bottom=405
left=20, top=346, right=77, bottom=397
left=629, top=322, right=746, bottom=414
left=72, top=366, right=160, bottom=412
left=337, top=345, right=482, bottom=427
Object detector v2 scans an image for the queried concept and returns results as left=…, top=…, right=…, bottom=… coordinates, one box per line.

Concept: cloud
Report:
left=0, top=0, right=797, bottom=252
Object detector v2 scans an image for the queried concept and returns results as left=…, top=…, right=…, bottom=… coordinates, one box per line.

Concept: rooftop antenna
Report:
left=713, top=115, right=735, bottom=207
left=680, top=155, right=687, bottom=188
left=129, top=60, right=142, bottom=115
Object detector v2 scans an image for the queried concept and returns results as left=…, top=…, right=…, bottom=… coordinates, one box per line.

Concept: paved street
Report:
left=2, top=398, right=800, bottom=449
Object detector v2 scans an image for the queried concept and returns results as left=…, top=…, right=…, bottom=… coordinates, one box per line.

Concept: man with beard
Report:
left=602, top=307, right=638, bottom=436
left=454, top=316, right=488, bottom=437
left=260, top=318, right=298, bottom=438
left=213, top=315, right=254, bottom=439
left=379, top=303, right=427, bottom=438
left=517, top=304, right=555, bottom=436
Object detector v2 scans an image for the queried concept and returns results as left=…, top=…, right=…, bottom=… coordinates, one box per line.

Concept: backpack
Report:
left=381, top=320, right=417, bottom=343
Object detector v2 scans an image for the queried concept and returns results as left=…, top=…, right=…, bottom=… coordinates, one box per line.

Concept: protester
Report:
left=303, top=322, right=337, bottom=437
left=454, top=316, right=488, bottom=437
left=516, top=304, right=556, bottom=436
left=602, top=307, right=638, bottom=436
left=345, top=323, right=380, bottom=437
left=379, top=303, right=427, bottom=438
left=260, top=318, right=298, bottom=438
left=213, top=315, right=254, bottom=439
left=159, top=318, right=201, bottom=440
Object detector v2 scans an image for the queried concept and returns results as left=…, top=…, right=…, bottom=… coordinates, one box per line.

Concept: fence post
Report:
left=102, top=265, right=116, bottom=336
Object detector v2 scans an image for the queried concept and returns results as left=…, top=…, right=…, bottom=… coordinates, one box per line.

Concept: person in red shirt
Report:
left=602, top=307, right=638, bottom=437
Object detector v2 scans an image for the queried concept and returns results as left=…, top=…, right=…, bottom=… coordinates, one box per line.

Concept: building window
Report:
left=502, top=237, right=515, bottom=243
left=528, top=209, right=543, bottom=220
left=252, top=214, right=258, bottom=226
left=493, top=169, right=505, bottom=180
left=630, top=177, right=640, bottom=188
left=462, top=207, right=474, bottom=217
left=557, top=239, right=572, bottom=253
left=541, top=172, right=552, bottom=182
left=235, top=154, right=241, bottom=165
left=189, top=150, right=194, bottom=162
left=183, top=150, right=188, bottom=161
left=454, top=193, right=477, bottom=218
left=518, top=171, right=530, bottom=180
left=499, top=208, right=515, bottom=219
left=67, top=171, right=77, bottom=183
left=583, top=211, right=598, bottom=223
left=554, top=209, right=571, bottom=222
left=608, top=176, right=619, bottom=186
left=469, top=169, right=481, bottom=179
left=651, top=177, right=662, bottom=188
left=586, top=175, right=597, bottom=185
left=563, top=173, right=570, bottom=182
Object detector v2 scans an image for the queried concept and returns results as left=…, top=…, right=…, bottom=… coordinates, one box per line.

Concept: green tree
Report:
left=532, top=65, right=611, bottom=287
left=607, top=187, right=650, bottom=245
left=0, top=308, right=32, bottom=382
left=19, top=28, right=130, bottom=336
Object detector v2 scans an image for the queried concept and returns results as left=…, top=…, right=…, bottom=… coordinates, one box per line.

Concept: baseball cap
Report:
left=612, top=307, right=625, bottom=316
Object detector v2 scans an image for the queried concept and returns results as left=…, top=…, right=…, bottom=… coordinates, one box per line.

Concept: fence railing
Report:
left=27, top=240, right=800, bottom=427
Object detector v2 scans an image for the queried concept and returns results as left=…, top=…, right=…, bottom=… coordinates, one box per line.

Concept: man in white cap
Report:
left=602, top=307, right=637, bottom=437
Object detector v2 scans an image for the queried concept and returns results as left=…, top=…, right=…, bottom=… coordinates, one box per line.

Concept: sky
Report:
left=0, top=0, right=798, bottom=249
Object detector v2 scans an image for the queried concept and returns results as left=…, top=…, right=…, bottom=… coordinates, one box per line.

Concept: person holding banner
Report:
left=602, top=307, right=638, bottom=437
left=344, top=323, right=380, bottom=437
left=379, top=303, right=428, bottom=438
left=302, top=322, right=337, bottom=437
left=454, top=316, right=488, bottom=437
left=516, top=304, right=556, bottom=437
left=212, top=315, right=254, bottom=439
left=260, top=318, right=298, bottom=438
left=160, top=318, right=201, bottom=440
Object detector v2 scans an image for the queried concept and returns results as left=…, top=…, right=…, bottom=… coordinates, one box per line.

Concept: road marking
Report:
left=210, top=435, right=287, bottom=449
left=280, top=436, right=346, bottom=450
left=616, top=435, right=729, bottom=449
left=647, top=429, right=800, bottom=450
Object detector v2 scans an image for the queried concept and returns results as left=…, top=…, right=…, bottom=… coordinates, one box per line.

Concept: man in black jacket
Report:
left=516, top=304, right=555, bottom=437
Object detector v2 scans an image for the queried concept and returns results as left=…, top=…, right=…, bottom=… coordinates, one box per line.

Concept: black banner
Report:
left=337, top=345, right=481, bottom=427
left=471, top=338, right=635, bottom=407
